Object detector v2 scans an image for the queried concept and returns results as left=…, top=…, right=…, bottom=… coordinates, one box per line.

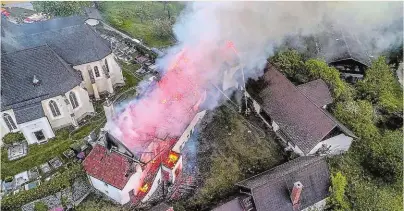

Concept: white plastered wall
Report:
left=73, top=53, right=124, bottom=96
left=308, top=133, right=353, bottom=156
left=18, top=117, right=55, bottom=144
left=64, top=86, right=95, bottom=122
left=0, top=109, right=20, bottom=143
left=172, top=110, right=206, bottom=153
left=88, top=175, right=124, bottom=204
left=41, top=96, right=73, bottom=130
left=141, top=167, right=162, bottom=203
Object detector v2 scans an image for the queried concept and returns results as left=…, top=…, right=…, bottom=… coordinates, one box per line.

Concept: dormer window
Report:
left=94, top=66, right=100, bottom=78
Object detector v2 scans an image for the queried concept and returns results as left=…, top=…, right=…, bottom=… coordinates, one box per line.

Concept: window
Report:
left=69, top=92, right=79, bottom=109
left=94, top=66, right=100, bottom=77
left=105, top=59, right=109, bottom=72
left=49, top=100, right=61, bottom=117
left=3, top=113, right=17, bottom=131
left=34, top=130, right=45, bottom=141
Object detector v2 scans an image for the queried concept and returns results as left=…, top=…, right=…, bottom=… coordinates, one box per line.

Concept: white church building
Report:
left=1, top=15, right=125, bottom=145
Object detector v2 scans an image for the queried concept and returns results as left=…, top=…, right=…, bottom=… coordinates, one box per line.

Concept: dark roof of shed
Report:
left=236, top=156, right=330, bottom=211
left=297, top=79, right=333, bottom=108
left=258, top=67, right=337, bottom=154
left=1, top=16, right=111, bottom=65
left=14, top=104, right=45, bottom=124
left=1, top=45, right=82, bottom=112
left=149, top=202, right=173, bottom=211
left=317, top=28, right=372, bottom=67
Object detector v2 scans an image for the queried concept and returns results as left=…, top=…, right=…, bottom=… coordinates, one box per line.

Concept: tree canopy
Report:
left=32, top=1, right=91, bottom=17
left=357, top=57, right=403, bottom=114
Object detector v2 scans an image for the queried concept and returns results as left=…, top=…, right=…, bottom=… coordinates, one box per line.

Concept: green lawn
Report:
left=1, top=130, right=74, bottom=179
left=98, top=2, right=185, bottom=48
left=186, top=106, right=286, bottom=209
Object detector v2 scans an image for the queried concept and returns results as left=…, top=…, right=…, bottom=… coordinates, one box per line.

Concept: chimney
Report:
left=291, top=181, right=303, bottom=207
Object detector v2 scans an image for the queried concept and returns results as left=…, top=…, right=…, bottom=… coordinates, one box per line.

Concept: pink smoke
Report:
left=108, top=41, right=238, bottom=155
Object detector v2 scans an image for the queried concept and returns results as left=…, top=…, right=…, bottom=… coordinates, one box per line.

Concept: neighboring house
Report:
left=1, top=15, right=125, bottom=144
left=317, top=28, right=372, bottom=83
left=83, top=110, right=207, bottom=205
left=227, top=156, right=331, bottom=211
left=247, top=67, right=356, bottom=156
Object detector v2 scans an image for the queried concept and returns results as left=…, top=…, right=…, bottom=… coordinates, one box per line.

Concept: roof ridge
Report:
left=236, top=156, right=324, bottom=188
left=1, top=44, right=49, bottom=55
left=275, top=67, right=338, bottom=137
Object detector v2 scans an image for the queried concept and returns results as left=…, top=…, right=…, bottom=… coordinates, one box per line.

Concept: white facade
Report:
left=172, top=110, right=206, bottom=153
left=88, top=164, right=142, bottom=205
left=73, top=53, right=124, bottom=99
left=308, top=134, right=353, bottom=156
left=1, top=86, right=94, bottom=145
left=141, top=168, right=163, bottom=203
left=18, top=117, right=55, bottom=145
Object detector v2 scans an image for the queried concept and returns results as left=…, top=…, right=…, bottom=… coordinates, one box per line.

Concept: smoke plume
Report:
left=107, top=2, right=402, bottom=154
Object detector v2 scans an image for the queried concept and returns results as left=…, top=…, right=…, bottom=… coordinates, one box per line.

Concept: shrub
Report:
left=34, top=201, right=48, bottom=211
left=4, top=176, right=13, bottom=182
left=2, top=132, right=25, bottom=145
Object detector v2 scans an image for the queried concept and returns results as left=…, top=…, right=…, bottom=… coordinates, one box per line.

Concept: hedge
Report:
left=2, top=132, right=25, bottom=145
left=1, top=164, right=85, bottom=211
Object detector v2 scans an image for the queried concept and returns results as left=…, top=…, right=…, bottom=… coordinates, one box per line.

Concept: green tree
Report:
left=2, top=132, right=25, bottom=145
left=365, top=130, right=403, bottom=184
left=152, top=18, right=174, bottom=39
left=270, top=50, right=308, bottom=84
left=34, top=201, right=48, bottom=211
left=328, top=171, right=350, bottom=210
left=32, top=1, right=91, bottom=17
left=305, top=59, right=353, bottom=101
left=333, top=100, right=379, bottom=141
left=357, top=56, right=403, bottom=114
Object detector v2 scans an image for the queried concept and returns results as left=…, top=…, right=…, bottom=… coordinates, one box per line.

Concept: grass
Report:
left=98, top=2, right=185, bottom=48
left=1, top=130, right=74, bottom=179
left=187, top=105, right=286, bottom=209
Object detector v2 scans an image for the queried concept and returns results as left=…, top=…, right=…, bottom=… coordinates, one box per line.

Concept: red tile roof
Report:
left=83, top=144, right=134, bottom=190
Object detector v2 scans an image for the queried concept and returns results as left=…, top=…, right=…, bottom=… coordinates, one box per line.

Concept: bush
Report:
left=4, top=176, right=13, bottom=182
left=2, top=132, right=25, bottom=145
left=1, top=164, right=85, bottom=211
left=34, top=201, right=48, bottom=211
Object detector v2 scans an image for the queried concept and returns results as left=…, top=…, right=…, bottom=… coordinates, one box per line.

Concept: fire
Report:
left=167, top=151, right=179, bottom=164
left=139, top=183, right=149, bottom=192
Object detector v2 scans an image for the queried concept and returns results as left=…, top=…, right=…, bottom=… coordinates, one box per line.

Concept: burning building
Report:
left=83, top=49, right=212, bottom=205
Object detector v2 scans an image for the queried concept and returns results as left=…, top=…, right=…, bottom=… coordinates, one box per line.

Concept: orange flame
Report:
left=167, top=152, right=179, bottom=164
left=139, top=184, right=149, bottom=192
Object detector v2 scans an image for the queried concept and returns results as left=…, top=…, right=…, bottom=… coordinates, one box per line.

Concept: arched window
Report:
left=3, top=113, right=17, bottom=131
left=105, top=59, right=109, bottom=73
left=94, top=66, right=100, bottom=77
left=49, top=100, right=61, bottom=117
left=69, top=92, right=79, bottom=109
